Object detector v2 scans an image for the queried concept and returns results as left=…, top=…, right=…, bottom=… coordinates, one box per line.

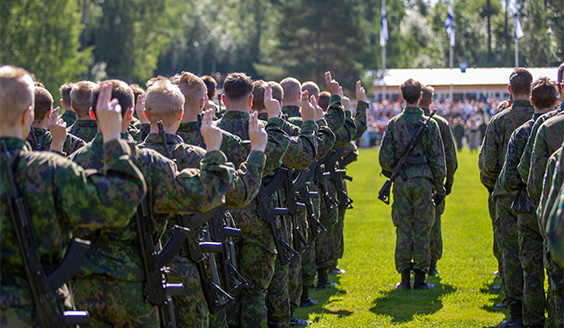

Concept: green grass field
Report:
left=294, top=148, right=509, bottom=327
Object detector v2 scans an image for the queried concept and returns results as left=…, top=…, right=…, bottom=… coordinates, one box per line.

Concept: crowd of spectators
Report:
left=358, top=98, right=510, bottom=150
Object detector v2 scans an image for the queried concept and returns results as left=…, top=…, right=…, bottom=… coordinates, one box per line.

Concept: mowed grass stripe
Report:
left=295, top=148, right=509, bottom=327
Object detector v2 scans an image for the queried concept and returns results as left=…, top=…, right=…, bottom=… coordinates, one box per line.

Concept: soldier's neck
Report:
left=181, top=108, right=200, bottom=123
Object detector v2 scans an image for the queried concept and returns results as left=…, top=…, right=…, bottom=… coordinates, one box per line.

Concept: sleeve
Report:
left=479, top=119, right=500, bottom=192
left=518, top=118, right=544, bottom=184
left=499, top=129, right=527, bottom=193
left=333, top=110, right=357, bottom=148
left=378, top=120, right=396, bottom=173
left=223, top=150, right=265, bottom=207
left=263, top=117, right=291, bottom=174
left=315, top=118, right=336, bottom=160
left=281, top=120, right=318, bottom=169
left=528, top=126, right=552, bottom=201
left=426, top=121, right=446, bottom=192
left=536, top=152, right=558, bottom=233
left=440, top=120, right=458, bottom=185
left=324, top=95, right=345, bottom=133
left=57, top=139, right=146, bottom=227
left=352, top=100, right=368, bottom=141
left=151, top=149, right=234, bottom=214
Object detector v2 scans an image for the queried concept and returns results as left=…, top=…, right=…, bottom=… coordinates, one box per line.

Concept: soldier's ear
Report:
left=222, top=94, right=226, bottom=106
left=22, top=105, right=33, bottom=126
left=248, top=94, right=253, bottom=107
left=529, top=97, right=535, bottom=107
left=507, top=85, right=512, bottom=94
left=89, top=108, right=96, bottom=120
left=60, top=99, right=64, bottom=108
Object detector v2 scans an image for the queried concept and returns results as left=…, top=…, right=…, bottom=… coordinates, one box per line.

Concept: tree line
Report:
left=1, top=0, right=562, bottom=95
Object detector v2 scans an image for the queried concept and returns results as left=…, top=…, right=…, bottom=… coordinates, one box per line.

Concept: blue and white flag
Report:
left=380, top=0, right=388, bottom=47
left=514, top=9, right=524, bottom=41
left=445, top=5, right=455, bottom=47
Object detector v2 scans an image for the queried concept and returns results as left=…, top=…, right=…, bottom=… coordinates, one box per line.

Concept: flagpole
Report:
left=382, top=45, right=386, bottom=101
left=450, top=44, right=453, bottom=101
left=515, top=37, right=519, bottom=67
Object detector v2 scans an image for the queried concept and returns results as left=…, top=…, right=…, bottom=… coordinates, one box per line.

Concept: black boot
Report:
left=394, top=269, right=411, bottom=290
left=413, top=269, right=435, bottom=289
left=499, top=302, right=523, bottom=327
left=300, top=285, right=319, bottom=307
left=316, top=268, right=337, bottom=289
left=289, top=315, right=309, bottom=326
left=428, top=259, right=440, bottom=276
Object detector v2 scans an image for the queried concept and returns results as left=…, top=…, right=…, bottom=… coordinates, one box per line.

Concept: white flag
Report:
left=380, top=0, right=388, bottom=47
left=514, top=10, right=524, bottom=40
left=445, top=5, right=455, bottom=47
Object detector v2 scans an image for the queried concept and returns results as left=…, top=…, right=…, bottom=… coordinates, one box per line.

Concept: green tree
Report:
left=0, top=0, right=91, bottom=94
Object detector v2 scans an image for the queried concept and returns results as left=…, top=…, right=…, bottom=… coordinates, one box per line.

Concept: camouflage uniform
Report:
left=59, top=109, right=76, bottom=126
left=26, top=126, right=86, bottom=156
left=533, top=132, right=564, bottom=328
left=479, top=99, right=534, bottom=309
left=422, top=108, right=457, bottom=268
left=71, top=132, right=234, bottom=327
left=68, top=119, right=98, bottom=143
left=544, top=147, right=563, bottom=268
left=498, top=113, right=545, bottom=327
left=379, top=107, right=446, bottom=274
left=218, top=111, right=317, bottom=328
left=0, top=137, right=146, bottom=326
left=140, top=131, right=265, bottom=327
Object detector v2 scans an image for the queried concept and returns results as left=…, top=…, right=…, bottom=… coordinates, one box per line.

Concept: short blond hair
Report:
left=145, top=80, right=185, bottom=125
left=59, top=82, right=74, bottom=108
left=269, top=81, right=284, bottom=102
left=70, top=81, right=96, bottom=117
left=280, top=77, right=301, bottom=102
left=34, top=87, right=54, bottom=123
left=0, top=65, right=35, bottom=127
left=301, top=81, right=320, bottom=98
left=172, top=72, right=207, bottom=111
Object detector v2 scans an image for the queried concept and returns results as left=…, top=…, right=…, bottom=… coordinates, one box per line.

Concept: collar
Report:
left=221, top=111, right=251, bottom=120
left=511, top=99, right=533, bottom=108
left=257, top=112, right=269, bottom=121
left=144, top=132, right=184, bottom=145
left=178, top=121, right=201, bottom=133
left=282, top=105, right=301, bottom=118
left=73, top=119, right=98, bottom=127
left=404, top=106, right=424, bottom=114
left=421, top=107, right=431, bottom=116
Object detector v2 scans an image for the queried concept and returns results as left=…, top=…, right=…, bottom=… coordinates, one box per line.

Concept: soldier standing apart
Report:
left=419, top=85, right=458, bottom=276
left=379, top=78, right=446, bottom=290
left=479, top=68, right=535, bottom=328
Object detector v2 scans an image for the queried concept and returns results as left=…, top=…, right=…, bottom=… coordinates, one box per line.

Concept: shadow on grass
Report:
left=368, top=276, right=456, bottom=324
left=479, top=275, right=508, bottom=317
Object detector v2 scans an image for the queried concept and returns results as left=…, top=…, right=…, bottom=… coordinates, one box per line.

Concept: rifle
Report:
left=135, top=193, right=188, bottom=328
left=208, top=211, right=249, bottom=294
left=323, top=148, right=353, bottom=212
left=1, top=141, right=90, bottom=327
left=314, top=163, right=337, bottom=218
left=256, top=168, right=300, bottom=265
left=378, top=111, right=436, bottom=205
left=179, top=210, right=236, bottom=314
left=282, top=168, right=308, bottom=252
left=157, top=121, right=171, bottom=158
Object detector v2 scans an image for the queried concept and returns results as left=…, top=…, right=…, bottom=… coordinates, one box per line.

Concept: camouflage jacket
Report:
left=67, top=119, right=98, bottom=143
left=422, top=108, right=458, bottom=186
left=59, top=110, right=76, bottom=126
left=352, top=100, right=369, bottom=141
left=498, top=113, right=543, bottom=212
left=543, top=145, right=563, bottom=266
left=527, top=112, right=564, bottom=201
left=379, top=106, right=446, bottom=191
left=69, top=132, right=233, bottom=281
left=1, top=137, right=146, bottom=306
left=479, top=100, right=535, bottom=196
left=517, top=102, right=564, bottom=184
left=26, top=126, right=86, bottom=157
left=334, top=110, right=357, bottom=149
left=537, top=144, right=563, bottom=237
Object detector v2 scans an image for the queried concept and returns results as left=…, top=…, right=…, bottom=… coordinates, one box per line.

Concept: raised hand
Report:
left=356, top=80, right=366, bottom=102
left=300, top=90, right=315, bottom=121
left=342, top=96, right=352, bottom=111
left=248, top=111, right=267, bottom=152
left=200, top=109, right=222, bottom=151
left=48, top=107, right=66, bottom=152
left=264, top=84, right=281, bottom=119
left=135, top=94, right=149, bottom=123
left=311, top=95, right=324, bottom=120
left=325, top=71, right=340, bottom=96
left=96, top=82, right=122, bottom=143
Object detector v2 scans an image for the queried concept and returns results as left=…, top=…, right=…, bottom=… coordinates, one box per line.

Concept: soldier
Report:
left=453, top=118, right=465, bottom=151
left=420, top=85, right=458, bottom=276
left=216, top=72, right=317, bottom=328
left=70, top=79, right=238, bottom=327
left=498, top=77, right=559, bottom=328
left=26, top=86, right=86, bottom=156
left=0, top=66, right=146, bottom=326
left=67, top=81, right=98, bottom=142
left=379, top=78, right=446, bottom=290
left=480, top=68, right=534, bottom=327
left=58, top=82, right=76, bottom=126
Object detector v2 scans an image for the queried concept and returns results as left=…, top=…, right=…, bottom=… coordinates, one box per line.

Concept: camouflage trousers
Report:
left=288, top=250, right=302, bottom=315
left=168, top=258, right=209, bottom=328
left=266, top=258, right=290, bottom=327
left=391, top=177, right=435, bottom=273
left=227, top=205, right=277, bottom=328
left=546, top=247, right=564, bottom=328
left=489, top=194, right=503, bottom=277
left=517, top=211, right=545, bottom=327
left=73, top=275, right=159, bottom=327
left=301, top=243, right=317, bottom=288
left=496, top=195, right=523, bottom=307
left=315, top=181, right=339, bottom=270
left=333, top=202, right=345, bottom=262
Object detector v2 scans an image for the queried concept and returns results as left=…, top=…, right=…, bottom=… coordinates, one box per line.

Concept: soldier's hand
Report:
left=301, top=90, right=316, bottom=121
left=135, top=94, right=149, bottom=124
left=96, top=82, right=122, bottom=143
left=48, top=107, right=66, bottom=152
left=201, top=109, right=222, bottom=151
left=249, top=111, right=267, bottom=152
left=342, top=96, right=353, bottom=111
left=311, top=95, right=324, bottom=120
left=264, top=84, right=281, bottom=119
left=356, top=80, right=366, bottom=102
left=325, top=71, right=340, bottom=96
